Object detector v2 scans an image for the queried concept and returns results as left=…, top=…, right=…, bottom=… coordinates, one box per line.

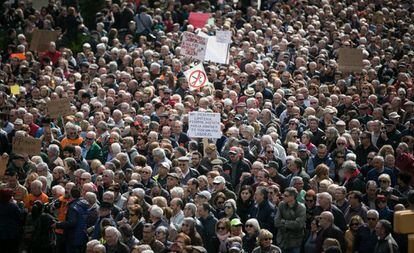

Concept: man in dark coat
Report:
left=315, top=211, right=346, bottom=253
left=249, top=186, right=276, bottom=232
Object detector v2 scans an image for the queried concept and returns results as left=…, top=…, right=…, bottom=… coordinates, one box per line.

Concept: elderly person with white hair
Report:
left=103, top=226, right=129, bottom=253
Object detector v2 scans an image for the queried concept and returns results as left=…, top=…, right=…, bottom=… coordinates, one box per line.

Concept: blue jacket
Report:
left=56, top=198, right=90, bottom=247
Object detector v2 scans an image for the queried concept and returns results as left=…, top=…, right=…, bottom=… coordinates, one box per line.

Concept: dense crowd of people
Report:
left=1, top=0, right=414, bottom=253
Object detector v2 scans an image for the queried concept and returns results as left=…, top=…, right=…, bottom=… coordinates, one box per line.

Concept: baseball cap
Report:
left=213, top=176, right=226, bottom=184
left=196, top=191, right=211, bottom=200
left=230, top=218, right=242, bottom=226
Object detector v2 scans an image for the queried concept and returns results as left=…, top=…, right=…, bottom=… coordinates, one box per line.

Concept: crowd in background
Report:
left=1, top=0, right=414, bottom=253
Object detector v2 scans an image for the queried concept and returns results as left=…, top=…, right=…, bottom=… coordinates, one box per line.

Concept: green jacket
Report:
left=274, top=201, right=306, bottom=249
left=85, top=142, right=103, bottom=162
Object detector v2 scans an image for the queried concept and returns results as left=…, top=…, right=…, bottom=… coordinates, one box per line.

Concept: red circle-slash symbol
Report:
left=189, top=70, right=207, bottom=88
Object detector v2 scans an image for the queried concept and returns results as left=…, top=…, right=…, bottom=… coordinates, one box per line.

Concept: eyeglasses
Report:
left=217, top=227, right=226, bottom=230
left=86, top=137, right=94, bottom=141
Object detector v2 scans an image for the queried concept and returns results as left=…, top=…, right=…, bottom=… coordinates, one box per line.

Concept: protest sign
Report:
left=33, top=0, right=49, bottom=10
left=10, top=85, right=20, bottom=95
left=188, top=112, right=222, bottom=139
left=46, top=97, right=72, bottom=118
left=216, top=30, right=232, bottom=44
left=30, top=30, right=59, bottom=52
left=184, top=64, right=208, bottom=90
left=199, top=32, right=230, bottom=64
left=180, top=32, right=208, bottom=61
left=12, top=136, right=42, bottom=156
left=188, top=12, right=211, bottom=28
left=338, top=48, right=363, bottom=72
left=0, top=153, right=8, bottom=178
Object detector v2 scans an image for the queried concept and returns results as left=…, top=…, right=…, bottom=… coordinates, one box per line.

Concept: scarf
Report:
left=217, top=232, right=230, bottom=253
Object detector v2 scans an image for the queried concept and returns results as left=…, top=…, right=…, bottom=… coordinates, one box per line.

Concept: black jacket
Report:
left=315, top=224, right=346, bottom=253
left=249, top=200, right=276, bottom=232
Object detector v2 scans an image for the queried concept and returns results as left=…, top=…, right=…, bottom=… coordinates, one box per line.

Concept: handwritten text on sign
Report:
left=46, top=97, right=72, bottom=118
left=180, top=32, right=208, bottom=61
left=188, top=112, right=222, bottom=139
left=12, top=136, right=42, bottom=156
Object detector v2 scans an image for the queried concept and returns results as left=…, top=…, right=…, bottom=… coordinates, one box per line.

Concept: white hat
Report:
left=213, top=176, right=226, bottom=185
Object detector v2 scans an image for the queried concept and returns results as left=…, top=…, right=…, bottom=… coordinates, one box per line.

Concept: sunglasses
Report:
left=351, top=223, right=359, bottom=226
left=245, top=224, right=253, bottom=227
left=217, top=227, right=226, bottom=230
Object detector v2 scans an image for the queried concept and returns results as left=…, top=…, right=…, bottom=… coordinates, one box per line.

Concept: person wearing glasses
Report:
left=252, top=229, right=281, bottom=253
left=353, top=209, right=379, bottom=252
left=344, top=215, right=363, bottom=253
left=274, top=187, right=306, bottom=253
left=242, top=218, right=261, bottom=253
left=207, top=218, right=230, bottom=253
left=355, top=131, right=379, bottom=167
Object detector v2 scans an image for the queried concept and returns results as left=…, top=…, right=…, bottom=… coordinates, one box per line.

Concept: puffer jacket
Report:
left=56, top=198, right=90, bottom=247
left=274, top=201, right=306, bottom=249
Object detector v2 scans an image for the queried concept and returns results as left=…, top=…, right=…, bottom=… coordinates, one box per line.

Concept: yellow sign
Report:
left=10, top=85, right=20, bottom=95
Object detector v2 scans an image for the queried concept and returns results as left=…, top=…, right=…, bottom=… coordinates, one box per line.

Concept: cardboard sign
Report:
left=32, top=0, right=49, bottom=10
left=180, top=32, right=208, bottom=61
left=12, top=136, right=42, bottom=156
left=188, top=112, right=222, bottom=139
left=30, top=30, right=59, bottom=52
left=10, top=85, right=20, bottom=95
left=0, top=154, right=8, bottom=178
left=199, top=32, right=230, bottom=64
left=216, top=30, right=232, bottom=44
left=338, top=48, right=363, bottom=73
left=188, top=12, right=211, bottom=28
left=46, top=97, right=72, bottom=118
left=184, top=64, right=208, bottom=90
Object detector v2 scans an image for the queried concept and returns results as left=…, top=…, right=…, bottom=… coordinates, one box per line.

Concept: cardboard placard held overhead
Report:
left=198, top=32, right=230, bottom=65
left=188, top=12, right=211, bottom=28
left=0, top=154, right=9, bottom=178
left=180, top=32, right=208, bottom=61
left=338, top=48, right=363, bottom=73
left=216, top=30, right=232, bottom=44
left=32, top=0, right=49, bottom=10
left=187, top=112, right=222, bottom=139
left=46, top=97, right=72, bottom=118
left=12, top=136, right=42, bottom=156
left=30, top=30, right=59, bottom=52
